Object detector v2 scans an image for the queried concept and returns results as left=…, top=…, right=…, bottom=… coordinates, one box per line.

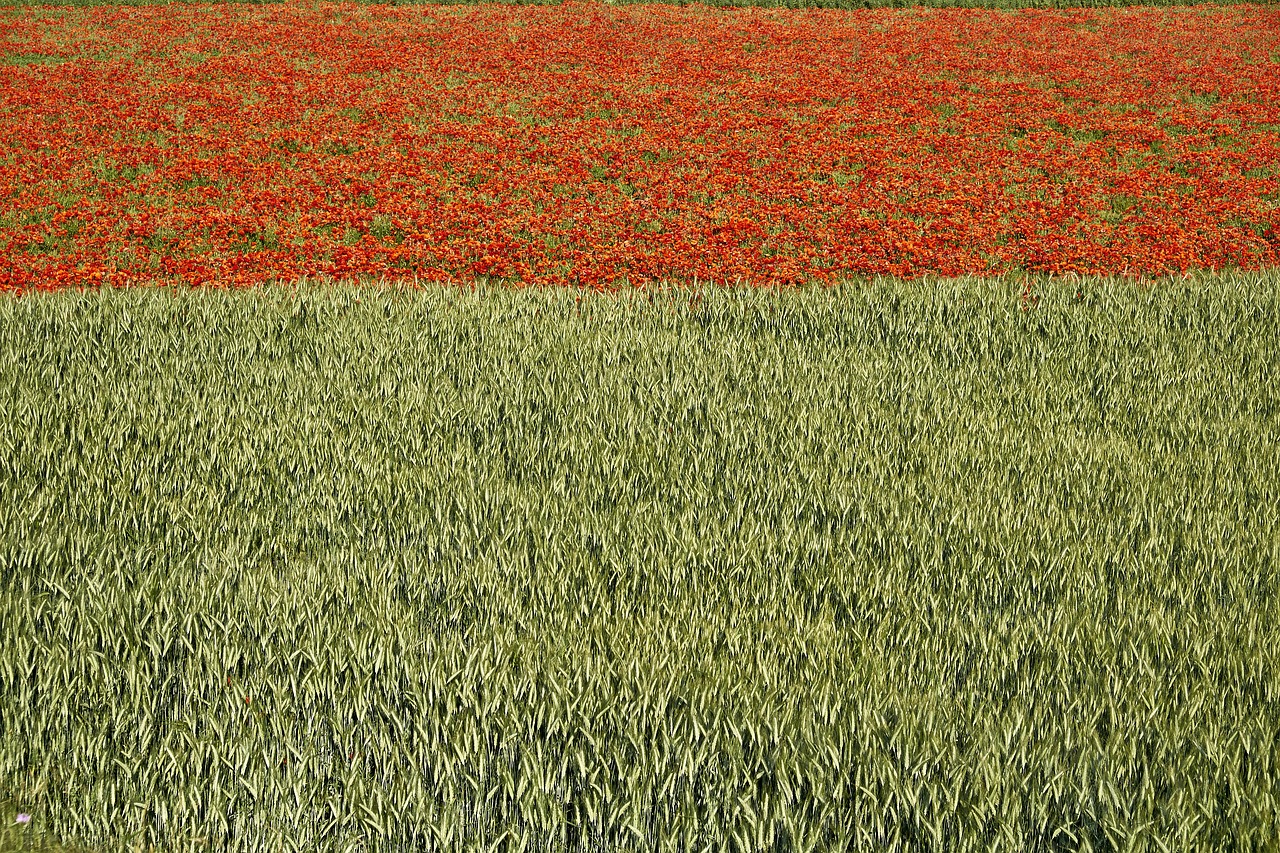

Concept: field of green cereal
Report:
left=2, top=274, right=1278, bottom=852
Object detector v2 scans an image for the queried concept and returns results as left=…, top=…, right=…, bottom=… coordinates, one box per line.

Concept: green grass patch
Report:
left=0, top=52, right=66, bottom=65
left=0, top=273, right=1278, bottom=852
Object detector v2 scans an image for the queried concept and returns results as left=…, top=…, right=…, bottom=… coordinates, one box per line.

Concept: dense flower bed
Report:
left=1, top=1, right=1278, bottom=288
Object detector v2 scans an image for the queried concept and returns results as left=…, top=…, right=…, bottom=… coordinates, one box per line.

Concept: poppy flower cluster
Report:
left=1, top=1, right=1277, bottom=289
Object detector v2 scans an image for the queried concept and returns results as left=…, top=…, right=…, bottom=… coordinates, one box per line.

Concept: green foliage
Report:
left=0, top=273, right=1278, bottom=852
left=0, top=52, right=66, bottom=64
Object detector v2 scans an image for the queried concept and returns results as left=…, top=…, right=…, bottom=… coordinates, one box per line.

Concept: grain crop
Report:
left=2, top=274, right=1278, bottom=851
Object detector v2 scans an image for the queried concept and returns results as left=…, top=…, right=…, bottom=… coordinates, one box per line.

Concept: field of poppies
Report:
left=2, top=0, right=1279, bottom=289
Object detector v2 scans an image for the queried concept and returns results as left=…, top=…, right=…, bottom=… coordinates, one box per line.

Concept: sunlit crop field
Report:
left=3, top=0, right=1280, bottom=850
left=2, top=275, right=1279, bottom=852
left=1, top=1, right=1279, bottom=288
